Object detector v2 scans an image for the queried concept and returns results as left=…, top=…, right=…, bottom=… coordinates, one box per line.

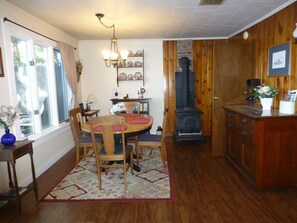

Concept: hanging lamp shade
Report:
left=96, top=13, right=128, bottom=68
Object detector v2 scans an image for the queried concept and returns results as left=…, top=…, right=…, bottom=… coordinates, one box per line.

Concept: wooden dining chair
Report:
left=136, top=108, right=168, bottom=167
left=121, top=101, right=140, bottom=158
left=69, top=108, right=102, bottom=168
left=89, top=115, right=134, bottom=190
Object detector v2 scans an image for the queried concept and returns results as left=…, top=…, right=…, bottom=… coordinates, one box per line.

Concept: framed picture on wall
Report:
left=0, top=47, right=4, bottom=77
left=268, top=42, right=291, bottom=76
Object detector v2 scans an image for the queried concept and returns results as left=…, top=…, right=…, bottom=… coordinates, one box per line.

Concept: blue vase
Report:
left=1, top=129, right=16, bottom=146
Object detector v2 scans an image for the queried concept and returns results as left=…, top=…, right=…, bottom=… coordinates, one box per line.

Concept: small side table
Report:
left=0, top=140, right=38, bottom=213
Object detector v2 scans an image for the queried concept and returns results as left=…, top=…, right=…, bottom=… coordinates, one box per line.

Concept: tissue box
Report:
left=279, top=100, right=295, bottom=114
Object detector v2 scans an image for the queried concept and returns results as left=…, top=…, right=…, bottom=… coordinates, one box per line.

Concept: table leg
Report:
left=11, top=161, right=21, bottom=213
left=7, top=161, right=13, bottom=188
left=29, top=152, right=38, bottom=202
left=126, top=156, right=140, bottom=172
left=132, top=163, right=140, bottom=172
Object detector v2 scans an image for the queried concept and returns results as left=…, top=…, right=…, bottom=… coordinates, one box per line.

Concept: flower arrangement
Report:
left=0, top=105, right=19, bottom=130
left=110, top=102, right=126, bottom=115
left=253, top=85, right=278, bottom=99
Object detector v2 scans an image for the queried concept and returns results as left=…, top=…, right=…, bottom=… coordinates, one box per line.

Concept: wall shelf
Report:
left=116, top=49, right=144, bottom=87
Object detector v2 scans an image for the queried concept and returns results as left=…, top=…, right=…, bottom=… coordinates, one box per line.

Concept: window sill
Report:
left=27, top=122, right=70, bottom=147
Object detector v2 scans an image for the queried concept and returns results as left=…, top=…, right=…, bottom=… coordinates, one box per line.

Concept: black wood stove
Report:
left=174, top=57, right=205, bottom=143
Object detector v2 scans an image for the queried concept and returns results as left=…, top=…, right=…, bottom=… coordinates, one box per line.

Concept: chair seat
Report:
left=139, top=133, right=161, bottom=142
left=99, top=144, right=133, bottom=155
left=79, top=135, right=102, bottom=144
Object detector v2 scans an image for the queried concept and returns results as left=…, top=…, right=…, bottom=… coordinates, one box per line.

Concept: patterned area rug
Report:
left=43, top=148, right=171, bottom=201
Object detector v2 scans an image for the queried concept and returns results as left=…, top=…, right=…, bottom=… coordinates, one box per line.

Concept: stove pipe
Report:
left=179, top=57, right=191, bottom=108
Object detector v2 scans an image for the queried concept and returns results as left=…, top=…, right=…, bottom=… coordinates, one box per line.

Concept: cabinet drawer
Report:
left=236, top=114, right=255, bottom=143
left=236, top=114, right=255, bottom=129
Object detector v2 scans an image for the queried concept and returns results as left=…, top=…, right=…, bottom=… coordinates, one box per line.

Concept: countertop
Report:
left=223, top=103, right=297, bottom=119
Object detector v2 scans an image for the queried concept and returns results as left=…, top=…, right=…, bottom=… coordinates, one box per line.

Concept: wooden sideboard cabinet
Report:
left=223, top=104, right=297, bottom=190
left=111, top=98, right=150, bottom=115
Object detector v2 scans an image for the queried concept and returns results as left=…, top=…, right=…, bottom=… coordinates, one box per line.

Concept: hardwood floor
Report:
left=1, top=136, right=297, bottom=223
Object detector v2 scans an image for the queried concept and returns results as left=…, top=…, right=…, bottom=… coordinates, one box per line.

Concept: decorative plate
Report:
left=134, top=61, right=142, bottom=67
left=140, top=87, right=145, bottom=93
left=134, top=72, right=143, bottom=80
left=127, top=61, right=133, bottom=67
left=128, top=74, right=134, bottom=80
left=118, top=72, right=127, bottom=80
left=135, top=50, right=143, bottom=56
left=128, top=50, right=133, bottom=57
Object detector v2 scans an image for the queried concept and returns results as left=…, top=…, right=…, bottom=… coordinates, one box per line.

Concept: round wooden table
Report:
left=81, top=114, right=153, bottom=137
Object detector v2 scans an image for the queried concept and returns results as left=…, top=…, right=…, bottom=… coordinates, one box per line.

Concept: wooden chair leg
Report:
left=130, top=151, right=134, bottom=175
left=160, top=145, right=167, bottom=168
left=75, top=145, right=80, bottom=168
left=123, top=162, right=127, bottom=190
left=97, top=162, right=102, bottom=190
left=83, top=146, right=87, bottom=160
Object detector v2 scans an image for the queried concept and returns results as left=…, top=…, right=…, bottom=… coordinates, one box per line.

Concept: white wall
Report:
left=0, top=0, right=79, bottom=195
left=79, top=39, right=164, bottom=132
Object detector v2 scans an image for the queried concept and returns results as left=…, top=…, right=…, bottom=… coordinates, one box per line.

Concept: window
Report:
left=10, top=35, right=71, bottom=138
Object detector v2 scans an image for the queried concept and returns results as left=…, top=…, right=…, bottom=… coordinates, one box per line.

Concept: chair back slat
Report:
left=89, top=115, right=126, bottom=157
left=69, top=108, right=84, bottom=142
left=161, top=108, right=168, bottom=148
left=89, top=115, right=133, bottom=190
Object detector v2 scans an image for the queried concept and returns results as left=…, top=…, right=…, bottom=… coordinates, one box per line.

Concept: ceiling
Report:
left=4, top=0, right=296, bottom=40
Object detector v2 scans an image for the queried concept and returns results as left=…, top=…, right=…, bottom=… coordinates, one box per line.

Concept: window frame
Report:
left=3, top=22, right=71, bottom=140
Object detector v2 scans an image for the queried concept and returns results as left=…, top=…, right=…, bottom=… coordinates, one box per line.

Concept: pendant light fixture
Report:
left=95, top=13, right=128, bottom=68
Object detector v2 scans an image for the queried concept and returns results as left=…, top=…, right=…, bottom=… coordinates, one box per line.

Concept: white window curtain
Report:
left=59, top=42, right=78, bottom=109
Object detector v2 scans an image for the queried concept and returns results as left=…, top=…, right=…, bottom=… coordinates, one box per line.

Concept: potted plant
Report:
left=253, top=85, right=278, bottom=110
left=0, top=105, right=19, bottom=145
left=110, top=103, right=127, bottom=115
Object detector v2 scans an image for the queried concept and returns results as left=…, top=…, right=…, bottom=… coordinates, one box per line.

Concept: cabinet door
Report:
left=257, top=118, right=297, bottom=189
left=240, top=140, right=256, bottom=182
left=238, top=115, right=256, bottom=182
left=225, top=112, right=240, bottom=165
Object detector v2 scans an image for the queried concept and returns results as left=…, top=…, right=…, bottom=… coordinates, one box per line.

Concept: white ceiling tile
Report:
left=4, top=0, right=296, bottom=39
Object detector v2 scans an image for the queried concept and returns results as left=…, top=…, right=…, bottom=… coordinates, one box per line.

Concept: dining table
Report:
left=80, top=113, right=153, bottom=172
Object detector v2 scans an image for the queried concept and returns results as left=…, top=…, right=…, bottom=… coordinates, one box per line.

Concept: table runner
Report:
left=129, top=117, right=151, bottom=124
left=93, top=125, right=128, bottom=132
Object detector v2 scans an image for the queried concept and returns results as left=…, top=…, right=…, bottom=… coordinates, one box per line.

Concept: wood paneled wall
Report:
left=192, top=41, right=213, bottom=135
left=163, top=2, right=297, bottom=137
left=163, top=41, right=178, bottom=136
left=232, top=2, right=297, bottom=106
